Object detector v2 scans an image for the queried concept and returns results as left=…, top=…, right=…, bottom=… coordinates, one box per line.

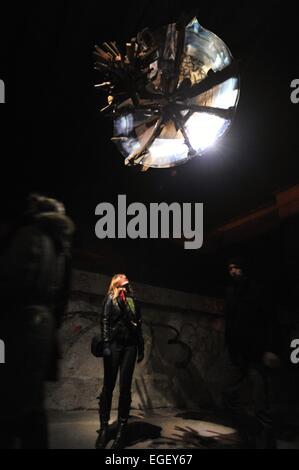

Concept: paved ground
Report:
left=49, top=410, right=299, bottom=449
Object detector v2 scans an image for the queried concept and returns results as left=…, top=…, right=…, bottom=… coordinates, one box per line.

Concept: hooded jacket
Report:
left=0, top=210, right=75, bottom=382
left=0, top=212, right=74, bottom=316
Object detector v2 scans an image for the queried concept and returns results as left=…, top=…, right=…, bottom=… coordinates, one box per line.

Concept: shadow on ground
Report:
left=49, top=409, right=299, bottom=449
left=103, top=421, right=162, bottom=448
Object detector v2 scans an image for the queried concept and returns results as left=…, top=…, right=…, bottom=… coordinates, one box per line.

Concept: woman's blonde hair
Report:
left=108, top=274, right=127, bottom=301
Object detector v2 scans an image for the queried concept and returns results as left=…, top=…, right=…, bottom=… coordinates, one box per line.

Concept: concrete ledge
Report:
left=71, top=270, right=224, bottom=315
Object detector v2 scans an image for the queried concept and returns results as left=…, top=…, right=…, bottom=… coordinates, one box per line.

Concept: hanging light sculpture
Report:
left=94, top=16, right=240, bottom=170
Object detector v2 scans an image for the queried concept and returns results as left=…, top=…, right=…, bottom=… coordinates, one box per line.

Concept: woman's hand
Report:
left=103, top=343, right=112, bottom=357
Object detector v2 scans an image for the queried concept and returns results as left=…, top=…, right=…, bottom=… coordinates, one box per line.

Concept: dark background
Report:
left=1, top=0, right=299, bottom=296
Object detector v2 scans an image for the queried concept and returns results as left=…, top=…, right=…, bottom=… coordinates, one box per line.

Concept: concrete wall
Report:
left=46, top=271, right=226, bottom=411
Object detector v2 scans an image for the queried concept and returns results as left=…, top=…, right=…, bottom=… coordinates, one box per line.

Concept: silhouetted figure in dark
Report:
left=0, top=194, right=75, bottom=449
left=96, top=274, right=144, bottom=450
left=222, top=257, right=281, bottom=449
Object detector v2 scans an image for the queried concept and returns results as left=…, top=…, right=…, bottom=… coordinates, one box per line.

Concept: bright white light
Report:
left=185, top=113, right=227, bottom=152
left=213, top=53, right=223, bottom=70
left=147, top=138, right=188, bottom=167
left=213, top=78, right=239, bottom=109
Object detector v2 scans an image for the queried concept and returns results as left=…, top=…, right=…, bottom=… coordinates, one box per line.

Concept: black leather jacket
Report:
left=100, top=293, right=144, bottom=354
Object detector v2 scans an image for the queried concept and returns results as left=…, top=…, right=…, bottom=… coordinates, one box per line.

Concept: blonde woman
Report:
left=96, top=274, right=144, bottom=450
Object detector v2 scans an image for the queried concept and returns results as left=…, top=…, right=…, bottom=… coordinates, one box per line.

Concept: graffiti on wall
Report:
left=46, top=296, right=225, bottom=410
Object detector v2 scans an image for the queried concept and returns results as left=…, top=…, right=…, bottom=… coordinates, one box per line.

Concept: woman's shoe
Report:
left=95, top=424, right=109, bottom=449
left=111, top=421, right=127, bottom=450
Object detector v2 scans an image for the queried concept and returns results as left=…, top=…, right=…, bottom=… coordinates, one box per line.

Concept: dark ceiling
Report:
left=2, top=0, right=299, bottom=293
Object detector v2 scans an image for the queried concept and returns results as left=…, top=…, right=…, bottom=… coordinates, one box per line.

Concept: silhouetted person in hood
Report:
left=0, top=194, right=75, bottom=449
left=222, top=257, right=281, bottom=449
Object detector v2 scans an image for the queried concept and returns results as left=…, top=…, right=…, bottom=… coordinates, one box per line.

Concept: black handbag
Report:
left=91, top=335, right=104, bottom=358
